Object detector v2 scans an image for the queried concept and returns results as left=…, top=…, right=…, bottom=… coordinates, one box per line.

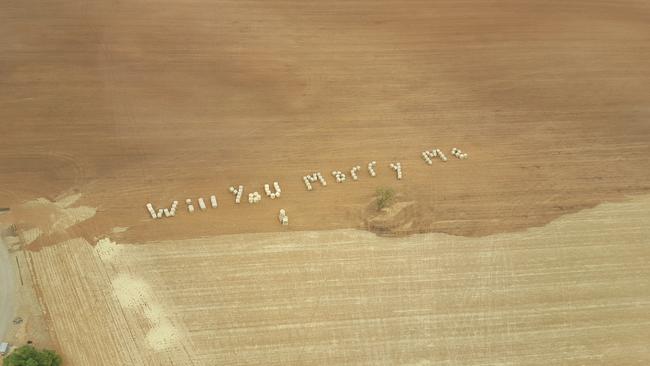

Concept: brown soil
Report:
left=1, top=1, right=649, bottom=248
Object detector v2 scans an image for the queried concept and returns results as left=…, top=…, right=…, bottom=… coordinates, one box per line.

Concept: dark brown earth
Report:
left=1, top=0, right=649, bottom=247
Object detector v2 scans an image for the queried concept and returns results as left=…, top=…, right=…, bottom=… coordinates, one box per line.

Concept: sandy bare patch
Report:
left=143, top=306, right=179, bottom=351
left=20, top=195, right=95, bottom=235
left=0, top=194, right=96, bottom=249
left=111, top=273, right=179, bottom=350
left=112, top=274, right=149, bottom=308
left=53, top=193, right=82, bottom=209
left=21, top=227, right=42, bottom=245
left=111, top=226, right=129, bottom=234
left=365, top=199, right=417, bottom=235
left=95, top=237, right=122, bottom=262
left=50, top=206, right=95, bottom=233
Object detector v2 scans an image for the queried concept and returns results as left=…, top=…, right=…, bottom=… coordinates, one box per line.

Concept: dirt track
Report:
left=0, top=236, right=15, bottom=339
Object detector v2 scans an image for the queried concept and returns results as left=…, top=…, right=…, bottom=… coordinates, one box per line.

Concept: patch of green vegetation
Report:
left=3, top=345, right=62, bottom=366
left=376, top=187, right=396, bottom=210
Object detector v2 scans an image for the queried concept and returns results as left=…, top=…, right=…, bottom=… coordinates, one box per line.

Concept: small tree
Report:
left=3, top=345, right=62, bottom=366
left=376, top=187, right=395, bottom=210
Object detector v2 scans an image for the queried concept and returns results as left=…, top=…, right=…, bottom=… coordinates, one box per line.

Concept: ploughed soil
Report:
left=1, top=0, right=649, bottom=247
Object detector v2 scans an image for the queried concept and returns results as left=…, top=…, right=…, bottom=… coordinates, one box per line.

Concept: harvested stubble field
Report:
left=25, top=200, right=650, bottom=365
left=1, top=0, right=650, bottom=365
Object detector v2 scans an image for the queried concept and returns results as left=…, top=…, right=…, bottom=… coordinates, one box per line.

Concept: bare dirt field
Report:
left=1, top=0, right=649, bottom=247
left=1, top=0, right=650, bottom=365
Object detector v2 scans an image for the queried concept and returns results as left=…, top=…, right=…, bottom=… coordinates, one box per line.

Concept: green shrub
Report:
left=376, top=187, right=395, bottom=210
left=3, top=345, right=62, bottom=366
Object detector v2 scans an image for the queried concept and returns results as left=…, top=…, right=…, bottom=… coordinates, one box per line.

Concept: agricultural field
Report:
left=1, top=0, right=650, bottom=365
left=23, top=199, right=650, bottom=365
